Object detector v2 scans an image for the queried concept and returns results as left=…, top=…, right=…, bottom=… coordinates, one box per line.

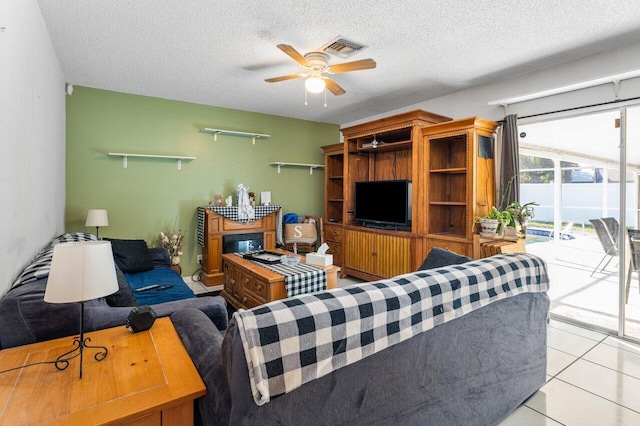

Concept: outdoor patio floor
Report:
left=526, top=231, right=640, bottom=340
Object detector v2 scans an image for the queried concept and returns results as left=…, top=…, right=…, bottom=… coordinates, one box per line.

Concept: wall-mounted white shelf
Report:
left=270, top=162, right=325, bottom=175
left=108, top=152, right=196, bottom=170
left=201, top=128, right=271, bottom=145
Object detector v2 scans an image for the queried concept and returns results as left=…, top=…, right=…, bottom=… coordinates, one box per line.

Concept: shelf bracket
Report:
left=177, top=158, right=182, bottom=170
left=277, top=164, right=282, bottom=173
left=612, top=78, right=621, bottom=99
left=122, top=155, right=128, bottom=169
left=213, top=131, right=220, bottom=142
left=252, top=136, right=257, bottom=145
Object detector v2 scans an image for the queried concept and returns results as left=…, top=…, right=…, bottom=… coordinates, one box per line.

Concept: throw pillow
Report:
left=107, top=239, right=155, bottom=273
left=105, top=263, right=138, bottom=307
left=417, top=247, right=472, bottom=270
left=148, top=247, right=172, bottom=269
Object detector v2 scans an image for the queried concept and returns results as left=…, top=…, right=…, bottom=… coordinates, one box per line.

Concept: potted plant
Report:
left=505, top=201, right=538, bottom=238
left=474, top=206, right=512, bottom=238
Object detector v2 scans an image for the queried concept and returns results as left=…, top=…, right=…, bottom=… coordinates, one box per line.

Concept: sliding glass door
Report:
left=518, top=106, right=640, bottom=340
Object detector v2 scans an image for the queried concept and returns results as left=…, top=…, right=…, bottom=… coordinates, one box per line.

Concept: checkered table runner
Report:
left=234, top=251, right=327, bottom=297
left=233, top=253, right=549, bottom=406
left=197, top=205, right=282, bottom=246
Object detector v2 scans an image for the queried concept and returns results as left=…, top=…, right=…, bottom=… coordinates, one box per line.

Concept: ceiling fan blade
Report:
left=328, top=58, right=377, bottom=74
left=277, top=44, right=310, bottom=67
left=324, top=78, right=346, bottom=96
left=265, top=73, right=304, bottom=83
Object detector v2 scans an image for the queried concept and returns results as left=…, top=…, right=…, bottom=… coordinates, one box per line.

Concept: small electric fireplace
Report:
left=223, top=233, right=264, bottom=253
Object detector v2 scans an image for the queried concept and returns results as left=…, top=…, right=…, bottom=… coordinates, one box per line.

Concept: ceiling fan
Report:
left=264, top=44, right=376, bottom=95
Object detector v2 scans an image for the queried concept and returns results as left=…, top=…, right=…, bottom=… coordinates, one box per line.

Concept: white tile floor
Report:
left=499, top=319, right=640, bottom=425
left=187, top=275, right=640, bottom=424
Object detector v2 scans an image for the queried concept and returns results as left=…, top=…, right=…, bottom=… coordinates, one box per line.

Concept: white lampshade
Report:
left=85, top=209, right=109, bottom=227
left=45, top=241, right=119, bottom=304
left=305, top=76, right=326, bottom=94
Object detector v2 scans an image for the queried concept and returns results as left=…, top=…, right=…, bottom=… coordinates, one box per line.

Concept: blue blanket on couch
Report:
left=126, top=268, right=196, bottom=305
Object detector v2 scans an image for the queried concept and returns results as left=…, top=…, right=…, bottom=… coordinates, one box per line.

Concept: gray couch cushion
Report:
left=171, top=309, right=230, bottom=426
left=105, top=263, right=137, bottom=307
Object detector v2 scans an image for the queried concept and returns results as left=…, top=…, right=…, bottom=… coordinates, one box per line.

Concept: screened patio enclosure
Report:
left=516, top=107, right=640, bottom=340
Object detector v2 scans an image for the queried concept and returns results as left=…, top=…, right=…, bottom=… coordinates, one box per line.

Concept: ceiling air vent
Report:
left=320, top=36, right=367, bottom=59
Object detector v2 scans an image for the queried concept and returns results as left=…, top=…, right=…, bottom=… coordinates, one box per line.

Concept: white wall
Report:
left=342, top=41, right=640, bottom=127
left=0, top=0, right=66, bottom=295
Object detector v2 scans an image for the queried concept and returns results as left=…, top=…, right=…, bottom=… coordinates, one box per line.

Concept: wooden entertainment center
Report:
left=322, top=110, right=499, bottom=281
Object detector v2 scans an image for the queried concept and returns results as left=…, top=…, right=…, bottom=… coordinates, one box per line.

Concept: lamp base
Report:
left=54, top=336, right=108, bottom=379
left=54, top=301, right=108, bottom=378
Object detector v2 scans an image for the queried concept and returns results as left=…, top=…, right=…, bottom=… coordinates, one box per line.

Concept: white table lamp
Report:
left=85, top=209, right=109, bottom=238
left=45, top=241, right=119, bottom=378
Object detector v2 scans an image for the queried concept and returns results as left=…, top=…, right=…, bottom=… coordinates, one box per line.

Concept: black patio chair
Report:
left=589, top=218, right=619, bottom=276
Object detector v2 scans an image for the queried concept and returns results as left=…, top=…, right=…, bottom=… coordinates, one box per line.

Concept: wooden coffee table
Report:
left=0, top=318, right=204, bottom=425
left=221, top=248, right=340, bottom=310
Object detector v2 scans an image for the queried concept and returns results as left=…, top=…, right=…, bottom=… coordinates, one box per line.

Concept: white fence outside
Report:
left=520, top=182, right=638, bottom=228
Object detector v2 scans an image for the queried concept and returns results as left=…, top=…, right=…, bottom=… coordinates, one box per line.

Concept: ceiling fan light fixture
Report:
left=305, top=76, right=326, bottom=94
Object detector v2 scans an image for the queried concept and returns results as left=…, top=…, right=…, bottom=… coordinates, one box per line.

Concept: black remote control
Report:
left=156, top=285, right=174, bottom=291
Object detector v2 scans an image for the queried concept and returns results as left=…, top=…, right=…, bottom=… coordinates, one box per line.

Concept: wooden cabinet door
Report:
left=375, top=233, right=412, bottom=278
left=345, top=229, right=377, bottom=275
left=345, top=229, right=412, bottom=278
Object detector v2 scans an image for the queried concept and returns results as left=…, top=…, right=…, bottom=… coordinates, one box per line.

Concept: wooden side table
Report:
left=473, top=235, right=526, bottom=258
left=0, top=317, right=205, bottom=425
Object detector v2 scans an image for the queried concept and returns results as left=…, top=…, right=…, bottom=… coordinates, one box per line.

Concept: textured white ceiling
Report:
left=36, top=0, right=640, bottom=125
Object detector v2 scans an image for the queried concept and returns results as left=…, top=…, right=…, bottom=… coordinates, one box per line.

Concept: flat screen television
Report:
left=354, top=180, right=412, bottom=229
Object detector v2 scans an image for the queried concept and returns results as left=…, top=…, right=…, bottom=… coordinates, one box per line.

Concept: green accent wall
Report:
left=66, top=87, right=339, bottom=277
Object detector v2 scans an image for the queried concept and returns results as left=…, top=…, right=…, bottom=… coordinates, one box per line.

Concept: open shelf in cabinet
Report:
left=356, top=127, right=413, bottom=152
left=428, top=204, right=468, bottom=237
left=429, top=134, right=467, bottom=170
left=323, top=143, right=346, bottom=223
left=357, top=140, right=412, bottom=152
left=429, top=173, right=467, bottom=204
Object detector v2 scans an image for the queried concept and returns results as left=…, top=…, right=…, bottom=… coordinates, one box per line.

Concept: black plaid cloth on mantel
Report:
left=234, top=251, right=327, bottom=297
left=233, top=253, right=550, bottom=406
left=196, top=205, right=281, bottom=246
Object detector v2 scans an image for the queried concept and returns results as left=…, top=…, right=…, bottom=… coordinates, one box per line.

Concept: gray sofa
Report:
left=0, top=233, right=228, bottom=349
left=171, top=249, right=550, bottom=425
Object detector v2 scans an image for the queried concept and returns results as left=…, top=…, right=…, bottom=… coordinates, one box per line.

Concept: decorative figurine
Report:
left=237, top=184, right=255, bottom=220
left=214, top=194, right=224, bottom=206
left=225, top=195, right=233, bottom=207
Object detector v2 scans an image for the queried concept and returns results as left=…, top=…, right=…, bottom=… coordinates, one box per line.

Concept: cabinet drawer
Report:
left=223, top=217, right=264, bottom=232
left=243, top=273, right=268, bottom=299
left=223, top=263, right=242, bottom=299
left=242, top=290, right=264, bottom=309
left=324, top=224, right=344, bottom=243
left=326, top=242, right=343, bottom=266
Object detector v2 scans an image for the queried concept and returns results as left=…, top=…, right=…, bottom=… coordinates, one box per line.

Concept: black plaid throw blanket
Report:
left=234, top=251, right=327, bottom=297
left=12, top=233, right=100, bottom=289
left=196, top=205, right=282, bottom=246
left=234, top=253, right=549, bottom=406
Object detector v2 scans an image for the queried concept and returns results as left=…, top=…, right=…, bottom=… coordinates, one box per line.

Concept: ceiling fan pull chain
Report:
left=304, top=89, right=308, bottom=106
left=324, top=88, right=327, bottom=107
